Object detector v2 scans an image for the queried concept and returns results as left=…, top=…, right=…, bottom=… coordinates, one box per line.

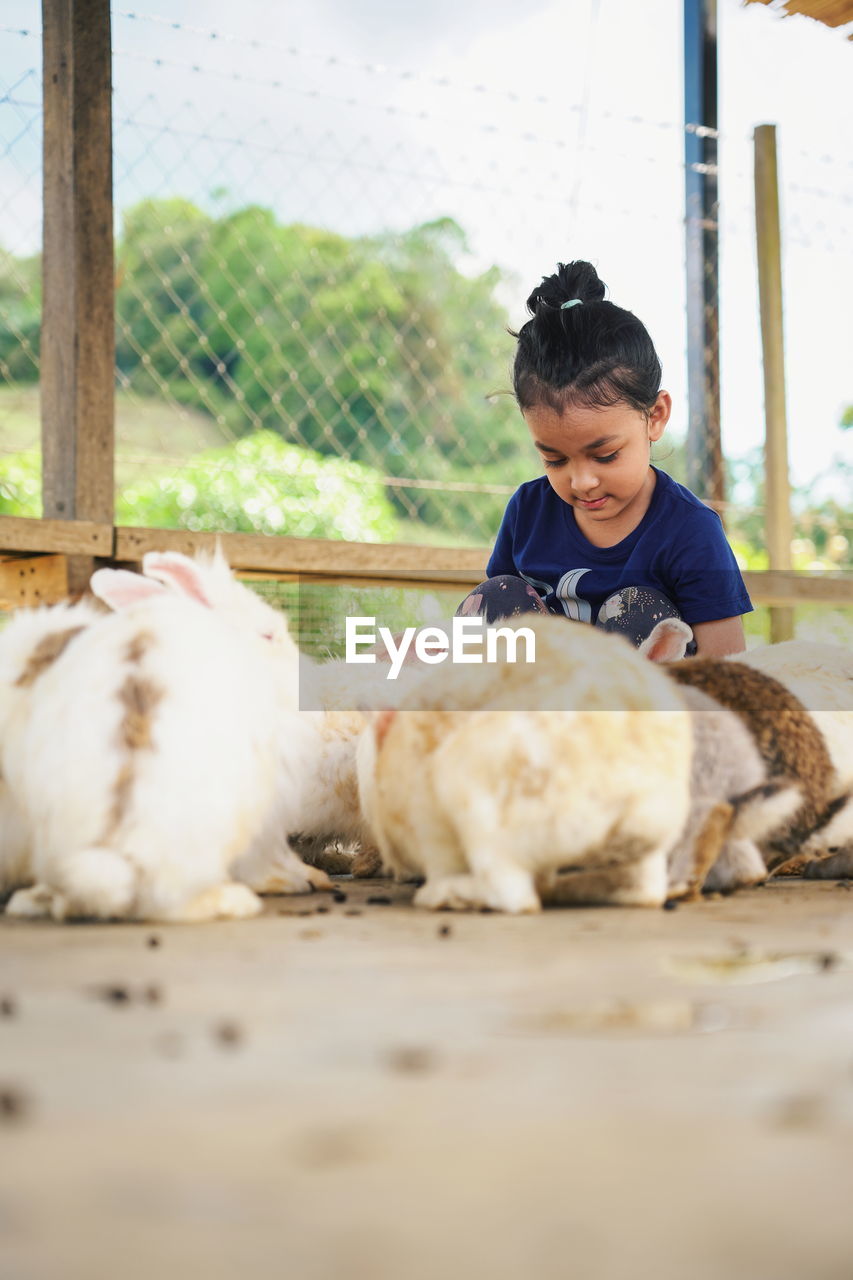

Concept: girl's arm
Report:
left=691, top=615, right=746, bottom=658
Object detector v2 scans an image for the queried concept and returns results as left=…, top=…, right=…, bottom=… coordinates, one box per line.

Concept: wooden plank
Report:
left=743, top=570, right=853, bottom=608
left=754, top=124, right=794, bottom=643
left=0, top=513, right=113, bottom=555
left=114, top=527, right=488, bottom=581
left=0, top=555, right=69, bottom=609
left=41, top=0, right=115, bottom=591
left=238, top=571, right=479, bottom=593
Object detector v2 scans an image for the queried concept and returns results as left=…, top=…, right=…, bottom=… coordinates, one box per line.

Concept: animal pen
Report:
left=1, top=3, right=853, bottom=1279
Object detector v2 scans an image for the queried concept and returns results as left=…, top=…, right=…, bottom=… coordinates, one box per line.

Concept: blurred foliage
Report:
left=111, top=201, right=527, bottom=506
left=0, top=433, right=395, bottom=542
left=0, top=446, right=40, bottom=517
left=0, top=198, right=849, bottom=558
left=116, top=430, right=395, bottom=540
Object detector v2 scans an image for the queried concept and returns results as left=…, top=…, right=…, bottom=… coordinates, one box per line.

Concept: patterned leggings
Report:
left=456, top=574, right=695, bottom=652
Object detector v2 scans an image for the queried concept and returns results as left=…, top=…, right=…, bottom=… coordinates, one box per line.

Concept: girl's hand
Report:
left=691, top=616, right=747, bottom=658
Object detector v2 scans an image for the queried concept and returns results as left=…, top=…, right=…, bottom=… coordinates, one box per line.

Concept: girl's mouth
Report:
left=577, top=495, right=609, bottom=510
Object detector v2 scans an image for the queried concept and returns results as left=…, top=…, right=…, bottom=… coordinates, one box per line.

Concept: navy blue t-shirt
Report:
left=486, top=467, right=752, bottom=626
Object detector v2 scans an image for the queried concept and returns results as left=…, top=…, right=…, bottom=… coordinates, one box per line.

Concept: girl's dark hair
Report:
left=512, top=260, right=662, bottom=415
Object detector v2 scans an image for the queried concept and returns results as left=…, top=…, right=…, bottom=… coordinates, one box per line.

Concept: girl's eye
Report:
left=543, top=457, right=566, bottom=469
left=594, top=452, right=619, bottom=464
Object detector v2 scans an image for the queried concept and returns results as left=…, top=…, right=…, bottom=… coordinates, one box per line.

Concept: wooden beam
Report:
left=0, top=555, right=69, bottom=609
left=0, top=513, right=113, bottom=555
left=41, top=0, right=115, bottom=590
left=114, top=527, right=488, bottom=582
left=754, top=124, right=795, bottom=643
left=742, top=570, right=853, bottom=609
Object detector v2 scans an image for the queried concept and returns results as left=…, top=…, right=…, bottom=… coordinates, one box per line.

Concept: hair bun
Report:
left=525, top=260, right=607, bottom=314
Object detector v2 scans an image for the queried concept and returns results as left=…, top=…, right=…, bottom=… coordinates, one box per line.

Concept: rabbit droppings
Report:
left=4, top=554, right=326, bottom=922
left=357, top=613, right=694, bottom=914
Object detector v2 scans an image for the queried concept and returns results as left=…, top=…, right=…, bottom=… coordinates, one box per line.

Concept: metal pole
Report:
left=683, top=0, right=723, bottom=510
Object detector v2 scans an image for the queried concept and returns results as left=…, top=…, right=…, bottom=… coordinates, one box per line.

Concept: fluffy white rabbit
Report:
left=357, top=614, right=694, bottom=913
left=4, top=554, right=327, bottom=922
left=0, top=598, right=105, bottom=898
left=114, top=553, right=436, bottom=873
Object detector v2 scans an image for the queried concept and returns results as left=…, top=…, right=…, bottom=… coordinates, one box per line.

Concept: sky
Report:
left=0, top=0, right=851, bottom=496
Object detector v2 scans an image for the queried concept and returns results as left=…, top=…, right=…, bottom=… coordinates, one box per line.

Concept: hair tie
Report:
left=561, top=298, right=583, bottom=310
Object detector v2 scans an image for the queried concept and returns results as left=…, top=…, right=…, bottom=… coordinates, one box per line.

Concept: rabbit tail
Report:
left=53, top=847, right=137, bottom=920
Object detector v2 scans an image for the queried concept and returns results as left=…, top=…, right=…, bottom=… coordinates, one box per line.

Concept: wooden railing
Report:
left=2, top=513, right=852, bottom=617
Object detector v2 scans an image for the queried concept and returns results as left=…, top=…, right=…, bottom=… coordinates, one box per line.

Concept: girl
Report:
left=458, top=260, right=751, bottom=658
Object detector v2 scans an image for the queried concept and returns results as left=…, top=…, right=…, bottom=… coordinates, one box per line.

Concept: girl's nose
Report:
left=570, top=464, right=599, bottom=495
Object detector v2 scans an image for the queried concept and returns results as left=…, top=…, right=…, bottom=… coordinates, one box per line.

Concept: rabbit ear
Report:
left=90, top=568, right=167, bottom=611
left=373, top=708, right=397, bottom=749
left=141, top=552, right=216, bottom=607
left=639, top=617, right=693, bottom=663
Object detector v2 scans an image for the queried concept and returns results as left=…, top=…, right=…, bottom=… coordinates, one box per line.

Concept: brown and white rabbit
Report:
left=0, top=598, right=106, bottom=900
left=4, top=554, right=326, bottom=922
left=638, top=619, right=803, bottom=896
left=733, top=640, right=853, bottom=873
left=664, top=649, right=844, bottom=873
left=357, top=614, right=694, bottom=913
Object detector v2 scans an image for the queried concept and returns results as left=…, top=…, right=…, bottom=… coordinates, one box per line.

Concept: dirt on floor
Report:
left=2, top=876, right=853, bottom=1280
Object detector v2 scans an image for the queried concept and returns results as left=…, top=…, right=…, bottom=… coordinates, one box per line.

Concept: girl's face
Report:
left=523, top=392, right=671, bottom=542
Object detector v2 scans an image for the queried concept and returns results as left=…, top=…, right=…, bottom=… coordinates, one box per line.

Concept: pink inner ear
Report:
left=90, top=568, right=167, bottom=611
left=374, top=709, right=397, bottom=748
left=640, top=618, right=692, bottom=663
left=142, top=553, right=212, bottom=607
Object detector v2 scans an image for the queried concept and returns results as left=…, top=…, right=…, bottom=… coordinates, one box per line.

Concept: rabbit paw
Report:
left=176, top=882, right=263, bottom=922
left=242, top=848, right=333, bottom=896
left=6, top=883, right=62, bottom=919
left=415, top=871, right=540, bottom=914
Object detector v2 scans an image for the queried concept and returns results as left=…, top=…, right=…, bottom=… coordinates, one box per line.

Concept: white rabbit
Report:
left=357, top=614, right=694, bottom=913
left=0, top=597, right=105, bottom=899
left=107, top=555, right=434, bottom=877
left=4, top=555, right=329, bottom=922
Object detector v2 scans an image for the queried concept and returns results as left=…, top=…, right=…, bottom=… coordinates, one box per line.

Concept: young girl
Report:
left=458, top=260, right=751, bottom=658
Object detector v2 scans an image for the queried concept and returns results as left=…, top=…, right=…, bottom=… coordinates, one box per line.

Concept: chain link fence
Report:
left=0, top=8, right=851, bottom=643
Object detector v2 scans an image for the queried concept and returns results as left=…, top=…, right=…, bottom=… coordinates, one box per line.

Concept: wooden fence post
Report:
left=41, top=0, right=115, bottom=592
left=754, top=124, right=794, bottom=643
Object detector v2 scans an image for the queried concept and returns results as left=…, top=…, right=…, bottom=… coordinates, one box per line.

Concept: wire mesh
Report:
left=0, top=7, right=850, bottom=595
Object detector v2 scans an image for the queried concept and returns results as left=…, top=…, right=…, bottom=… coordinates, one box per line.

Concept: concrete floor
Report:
left=2, top=876, right=853, bottom=1280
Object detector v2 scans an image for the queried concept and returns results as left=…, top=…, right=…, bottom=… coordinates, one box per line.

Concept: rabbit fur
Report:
left=3, top=552, right=330, bottom=922
left=97, top=553, right=392, bottom=872
left=733, top=641, right=853, bottom=874
left=357, top=614, right=694, bottom=913
left=637, top=619, right=804, bottom=894
left=0, top=598, right=105, bottom=899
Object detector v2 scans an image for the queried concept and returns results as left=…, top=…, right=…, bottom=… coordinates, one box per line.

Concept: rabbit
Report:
left=634, top=618, right=803, bottom=895
left=732, top=640, right=853, bottom=874
left=92, top=553, right=394, bottom=884
left=4, top=555, right=328, bottom=923
left=357, top=613, right=694, bottom=913
left=665, top=683, right=802, bottom=897
left=663, top=649, right=845, bottom=874
left=0, top=597, right=106, bottom=899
